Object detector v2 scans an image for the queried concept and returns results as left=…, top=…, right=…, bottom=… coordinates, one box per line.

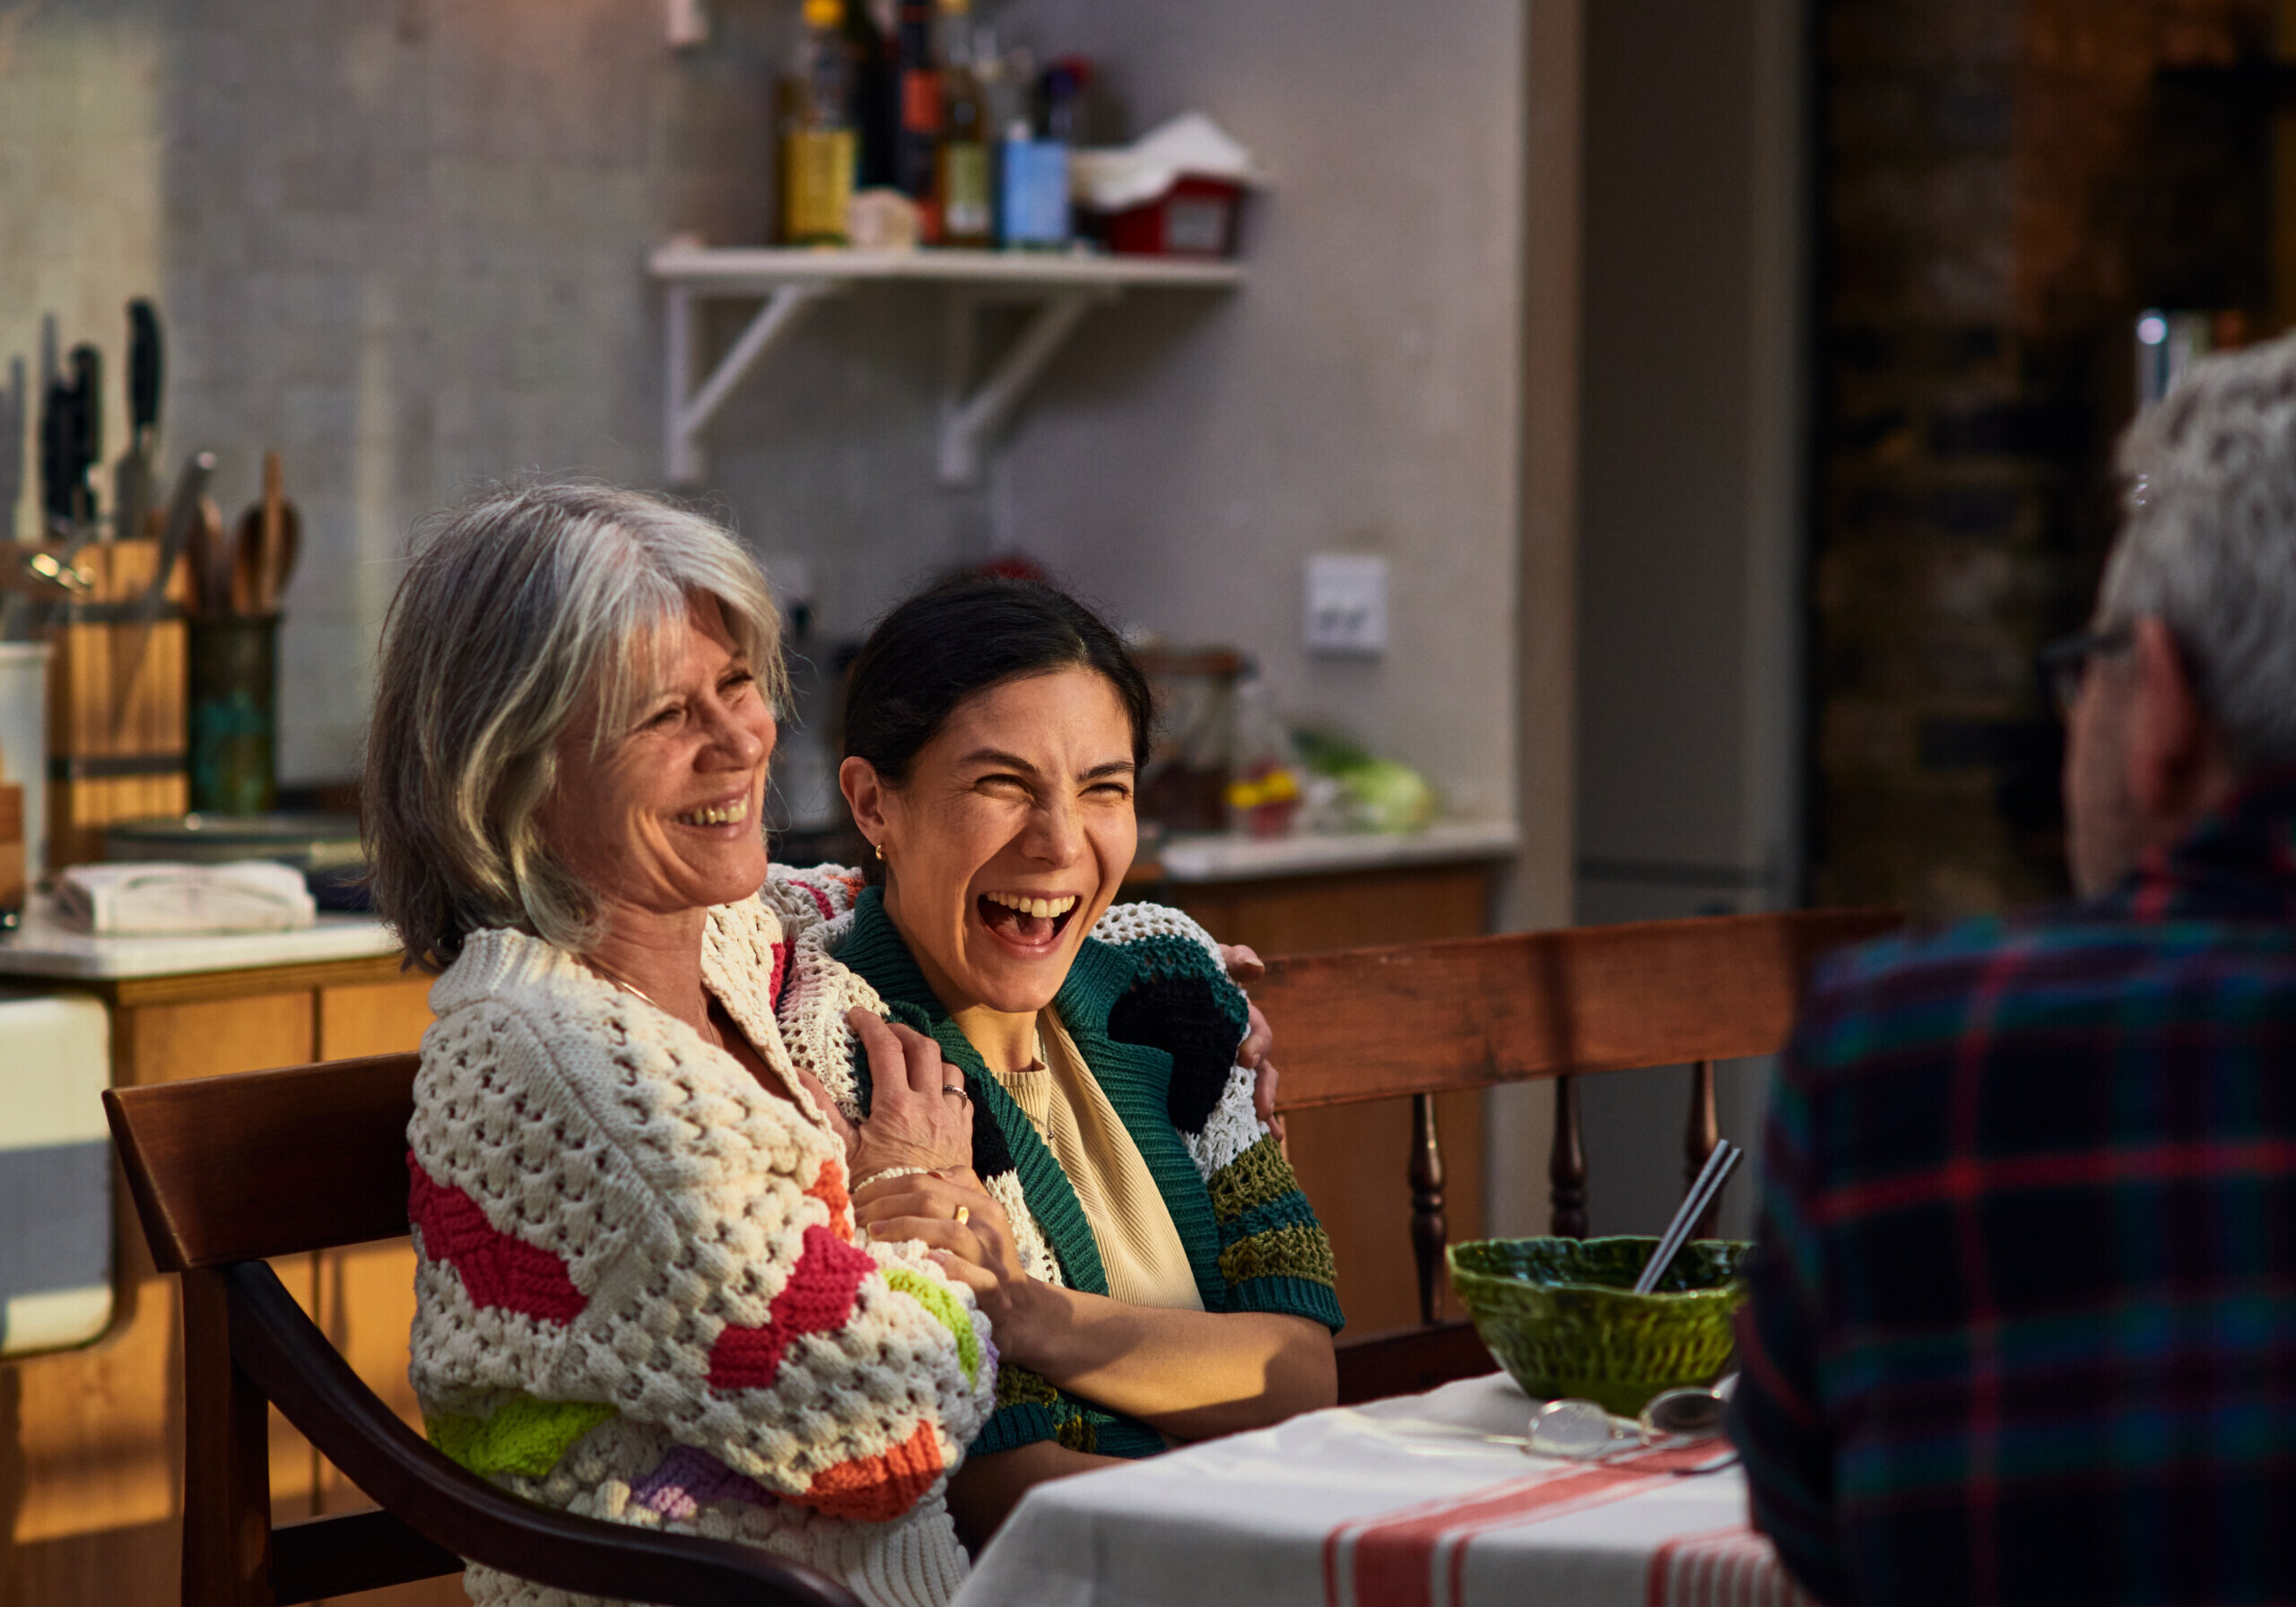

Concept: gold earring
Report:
left=874, top=841, right=885, bottom=861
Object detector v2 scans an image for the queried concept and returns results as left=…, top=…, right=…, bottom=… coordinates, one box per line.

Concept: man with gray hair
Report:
left=1731, top=335, right=2296, bottom=1604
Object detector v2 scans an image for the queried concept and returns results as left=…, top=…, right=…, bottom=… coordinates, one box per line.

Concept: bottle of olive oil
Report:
left=935, top=0, right=991, bottom=248
left=782, top=0, right=857, bottom=246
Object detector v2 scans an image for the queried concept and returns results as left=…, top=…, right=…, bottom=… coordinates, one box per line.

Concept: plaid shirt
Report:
left=1732, top=773, right=2296, bottom=1606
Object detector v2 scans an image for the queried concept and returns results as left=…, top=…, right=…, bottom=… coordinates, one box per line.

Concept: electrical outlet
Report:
left=665, top=0, right=709, bottom=49
left=1303, top=553, right=1388, bottom=656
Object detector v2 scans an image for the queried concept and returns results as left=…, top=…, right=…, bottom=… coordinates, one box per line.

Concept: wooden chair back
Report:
left=103, top=1055, right=864, bottom=1607
left=1251, top=906, right=1902, bottom=1400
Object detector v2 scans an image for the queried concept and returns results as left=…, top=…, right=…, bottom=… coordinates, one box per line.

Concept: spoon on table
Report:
left=1633, top=1139, right=1743, bottom=1295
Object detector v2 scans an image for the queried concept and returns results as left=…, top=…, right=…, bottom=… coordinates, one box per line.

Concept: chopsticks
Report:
left=1633, top=1139, right=1743, bottom=1296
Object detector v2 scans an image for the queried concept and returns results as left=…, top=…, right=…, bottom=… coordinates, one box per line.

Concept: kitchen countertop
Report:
left=0, top=897, right=401, bottom=980
left=1136, top=820, right=1518, bottom=882
left=0, top=822, right=1519, bottom=979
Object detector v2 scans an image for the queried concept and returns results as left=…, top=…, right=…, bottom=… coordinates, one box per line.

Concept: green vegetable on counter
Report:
left=1292, top=728, right=1436, bottom=833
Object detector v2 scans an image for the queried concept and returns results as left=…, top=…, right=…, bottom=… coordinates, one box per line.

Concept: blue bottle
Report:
left=998, top=63, right=1082, bottom=249
left=999, top=121, right=1068, bottom=248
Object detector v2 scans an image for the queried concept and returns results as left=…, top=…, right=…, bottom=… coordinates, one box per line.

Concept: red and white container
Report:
left=1072, top=113, right=1261, bottom=261
left=1090, top=175, right=1248, bottom=259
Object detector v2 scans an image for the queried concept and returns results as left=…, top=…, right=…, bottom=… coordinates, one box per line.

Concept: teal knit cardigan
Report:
left=834, top=888, right=1344, bottom=1459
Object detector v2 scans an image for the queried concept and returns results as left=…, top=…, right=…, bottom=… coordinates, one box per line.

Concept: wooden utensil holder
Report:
left=5, top=540, right=190, bottom=870
left=0, top=782, right=23, bottom=914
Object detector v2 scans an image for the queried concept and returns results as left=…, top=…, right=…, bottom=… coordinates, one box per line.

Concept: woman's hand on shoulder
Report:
left=1219, top=942, right=1286, bottom=1149
left=854, top=1168, right=1041, bottom=1341
left=846, top=1007, right=974, bottom=1177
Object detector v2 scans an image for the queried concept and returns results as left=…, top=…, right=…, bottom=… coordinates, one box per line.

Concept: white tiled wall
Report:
left=2, top=0, right=799, bottom=782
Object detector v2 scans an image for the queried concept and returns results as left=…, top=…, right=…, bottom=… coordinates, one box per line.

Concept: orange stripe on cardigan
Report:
left=794, top=1418, right=944, bottom=1521
left=805, top=1159, right=853, bottom=1242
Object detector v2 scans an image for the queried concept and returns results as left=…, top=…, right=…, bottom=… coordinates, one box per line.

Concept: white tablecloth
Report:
left=953, top=1373, right=1807, bottom=1607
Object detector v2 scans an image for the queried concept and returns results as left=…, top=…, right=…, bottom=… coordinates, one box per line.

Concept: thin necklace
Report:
left=584, top=956, right=726, bottom=1051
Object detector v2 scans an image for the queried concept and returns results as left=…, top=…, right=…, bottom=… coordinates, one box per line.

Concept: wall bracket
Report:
left=937, top=286, right=1119, bottom=486
left=648, top=245, right=1241, bottom=489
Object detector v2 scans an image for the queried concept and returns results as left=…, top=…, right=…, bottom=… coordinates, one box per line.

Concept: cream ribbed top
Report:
left=991, top=1011, right=1205, bottom=1311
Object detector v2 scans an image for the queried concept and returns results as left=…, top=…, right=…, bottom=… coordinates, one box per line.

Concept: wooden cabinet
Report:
left=0, top=955, right=449, bottom=1607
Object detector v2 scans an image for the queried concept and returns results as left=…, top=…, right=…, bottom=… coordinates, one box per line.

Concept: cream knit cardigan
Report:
left=405, top=887, right=996, bottom=1607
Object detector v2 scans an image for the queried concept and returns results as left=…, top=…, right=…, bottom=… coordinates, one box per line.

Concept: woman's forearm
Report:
left=946, top=1440, right=1124, bottom=1550
left=1006, top=1283, right=1335, bottom=1439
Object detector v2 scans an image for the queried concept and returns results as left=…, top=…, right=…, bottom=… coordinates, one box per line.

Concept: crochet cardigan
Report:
left=404, top=893, right=996, bottom=1607
left=767, top=872, right=1344, bottom=1460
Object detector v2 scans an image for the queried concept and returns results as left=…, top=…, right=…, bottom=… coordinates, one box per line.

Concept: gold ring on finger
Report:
left=955, top=1204, right=970, bottom=1226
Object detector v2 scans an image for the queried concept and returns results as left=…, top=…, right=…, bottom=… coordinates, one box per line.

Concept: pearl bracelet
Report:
left=850, top=1164, right=935, bottom=1193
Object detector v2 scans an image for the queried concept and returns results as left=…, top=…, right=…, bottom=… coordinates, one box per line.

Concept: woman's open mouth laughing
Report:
left=978, top=890, right=1081, bottom=952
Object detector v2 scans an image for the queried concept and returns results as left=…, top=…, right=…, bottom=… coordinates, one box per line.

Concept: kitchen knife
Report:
left=113, top=300, right=162, bottom=543
left=0, top=357, right=25, bottom=639
left=69, top=344, right=100, bottom=520
left=61, top=343, right=101, bottom=532
left=138, top=450, right=216, bottom=618
left=0, top=356, right=23, bottom=543
left=39, top=373, right=70, bottom=534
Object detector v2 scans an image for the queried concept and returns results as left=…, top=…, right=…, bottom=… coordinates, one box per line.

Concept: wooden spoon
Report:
left=263, top=451, right=300, bottom=611
left=235, top=450, right=301, bottom=614
left=191, top=495, right=230, bottom=618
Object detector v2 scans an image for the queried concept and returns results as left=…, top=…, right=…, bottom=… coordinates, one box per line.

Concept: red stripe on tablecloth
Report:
left=1439, top=1453, right=1730, bottom=1607
left=1649, top=1524, right=1807, bottom=1607
left=1325, top=1449, right=1689, bottom=1607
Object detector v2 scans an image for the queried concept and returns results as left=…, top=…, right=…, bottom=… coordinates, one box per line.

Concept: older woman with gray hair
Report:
left=364, top=482, right=998, bottom=1607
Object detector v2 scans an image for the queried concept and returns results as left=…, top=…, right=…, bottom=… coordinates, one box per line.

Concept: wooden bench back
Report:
left=1250, top=906, right=1901, bottom=1396
left=1254, top=906, right=1901, bottom=1107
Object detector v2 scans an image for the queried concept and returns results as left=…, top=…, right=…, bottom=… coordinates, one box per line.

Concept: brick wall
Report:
left=1812, top=0, right=2273, bottom=916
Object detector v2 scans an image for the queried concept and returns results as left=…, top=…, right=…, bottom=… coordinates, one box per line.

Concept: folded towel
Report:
left=56, top=861, right=317, bottom=935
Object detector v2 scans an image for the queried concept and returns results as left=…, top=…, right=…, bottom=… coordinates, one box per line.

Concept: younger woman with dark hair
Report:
left=768, top=573, right=1342, bottom=1542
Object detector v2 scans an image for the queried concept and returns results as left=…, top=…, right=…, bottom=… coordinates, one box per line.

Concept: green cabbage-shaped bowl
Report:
left=1446, top=1237, right=1752, bottom=1417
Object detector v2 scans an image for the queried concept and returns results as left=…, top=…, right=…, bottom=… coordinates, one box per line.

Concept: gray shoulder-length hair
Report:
left=363, top=482, right=787, bottom=969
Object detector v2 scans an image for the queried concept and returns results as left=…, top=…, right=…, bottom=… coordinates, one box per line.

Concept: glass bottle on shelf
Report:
left=895, top=0, right=942, bottom=240
left=844, top=0, right=898, bottom=191
left=782, top=0, right=857, bottom=246
left=1000, top=58, right=1082, bottom=250
left=935, top=0, right=992, bottom=248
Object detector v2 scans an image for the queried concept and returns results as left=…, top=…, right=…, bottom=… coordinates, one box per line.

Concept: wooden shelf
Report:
left=648, top=244, right=1245, bottom=485
left=648, top=242, right=1243, bottom=291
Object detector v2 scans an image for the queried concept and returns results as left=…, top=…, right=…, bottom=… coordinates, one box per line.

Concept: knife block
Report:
left=0, top=783, right=23, bottom=914
left=30, top=540, right=188, bottom=870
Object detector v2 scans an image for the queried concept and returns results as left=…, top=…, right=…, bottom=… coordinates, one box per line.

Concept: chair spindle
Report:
left=1549, top=1074, right=1587, bottom=1238
left=1408, top=1091, right=1448, bottom=1325
left=1684, top=1058, right=1720, bottom=1239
